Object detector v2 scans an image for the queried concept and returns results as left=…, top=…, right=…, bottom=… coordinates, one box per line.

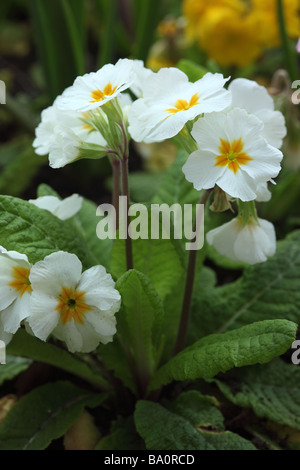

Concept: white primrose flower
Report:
left=56, top=58, right=136, bottom=112
left=33, top=97, right=107, bottom=168
left=128, top=68, right=231, bottom=143
left=29, top=194, right=83, bottom=220
left=206, top=216, right=276, bottom=265
left=28, top=251, right=121, bottom=353
left=228, top=78, right=287, bottom=149
left=182, top=108, right=283, bottom=202
left=0, top=247, right=32, bottom=338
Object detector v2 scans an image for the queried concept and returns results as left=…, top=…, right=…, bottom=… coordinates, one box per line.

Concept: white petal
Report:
left=28, top=291, right=60, bottom=341
left=0, top=254, right=30, bottom=311
left=57, top=59, right=135, bottom=112
left=234, top=220, right=276, bottom=264
left=84, top=308, right=117, bottom=342
left=0, top=319, right=13, bottom=345
left=182, top=150, right=225, bottom=191
left=29, top=251, right=82, bottom=296
left=28, top=196, right=61, bottom=214
left=53, top=320, right=84, bottom=353
left=255, top=109, right=287, bottom=149
left=1, top=291, right=31, bottom=334
left=55, top=194, right=83, bottom=220
left=255, top=182, right=272, bottom=202
left=77, top=265, right=121, bottom=312
left=206, top=219, right=240, bottom=262
left=217, top=168, right=258, bottom=201
left=229, top=78, right=274, bottom=113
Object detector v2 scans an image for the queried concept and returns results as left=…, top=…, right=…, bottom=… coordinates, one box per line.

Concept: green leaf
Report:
left=74, top=197, right=113, bottom=269
left=100, top=270, right=165, bottom=395
left=95, top=416, right=145, bottom=450
left=7, top=329, right=109, bottom=391
left=177, top=59, right=208, bottom=82
left=161, top=266, right=214, bottom=361
left=0, top=381, right=105, bottom=450
left=110, top=231, right=185, bottom=301
left=190, top=230, right=300, bottom=340
left=134, top=396, right=256, bottom=450
left=148, top=320, right=297, bottom=391
left=0, top=195, right=95, bottom=268
left=170, top=390, right=225, bottom=431
left=212, top=358, right=300, bottom=430
left=0, top=356, right=32, bottom=386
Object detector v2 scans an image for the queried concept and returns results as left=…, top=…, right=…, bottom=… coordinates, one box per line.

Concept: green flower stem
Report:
left=277, top=0, right=298, bottom=82
left=112, top=157, right=121, bottom=231
left=118, top=120, right=133, bottom=271
left=121, top=156, right=133, bottom=270
left=172, top=188, right=213, bottom=357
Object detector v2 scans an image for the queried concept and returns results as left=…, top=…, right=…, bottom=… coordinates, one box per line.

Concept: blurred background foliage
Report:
left=0, top=0, right=299, bottom=239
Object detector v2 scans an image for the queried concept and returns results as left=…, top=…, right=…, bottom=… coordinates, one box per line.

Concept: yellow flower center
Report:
left=56, top=286, right=92, bottom=325
left=215, top=137, right=252, bottom=174
left=9, top=266, right=32, bottom=297
left=89, top=83, right=118, bottom=103
left=166, top=93, right=199, bottom=114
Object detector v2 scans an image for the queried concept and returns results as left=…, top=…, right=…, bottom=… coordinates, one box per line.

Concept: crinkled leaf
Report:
left=110, top=234, right=185, bottom=301
left=0, top=195, right=95, bottom=268
left=149, top=320, right=297, bottom=391
left=212, top=358, right=300, bottom=430
left=100, top=270, right=165, bottom=395
left=190, top=231, right=300, bottom=341
left=37, top=183, right=112, bottom=269
left=134, top=396, right=256, bottom=450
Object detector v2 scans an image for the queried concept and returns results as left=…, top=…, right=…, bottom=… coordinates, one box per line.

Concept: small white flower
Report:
left=0, top=247, right=32, bottom=338
left=56, top=58, right=136, bottom=112
left=206, top=217, right=276, bottom=265
left=28, top=251, right=121, bottom=353
left=128, top=68, right=231, bottom=143
left=182, top=108, right=283, bottom=201
left=33, top=97, right=107, bottom=168
left=228, top=78, right=287, bottom=149
left=29, top=194, right=83, bottom=220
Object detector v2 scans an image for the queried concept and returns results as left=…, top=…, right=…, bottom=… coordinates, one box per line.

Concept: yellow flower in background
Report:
left=182, top=0, right=300, bottom=67
left=252, top=0, right=300, bottom=48
left=197, top=7, right=263, bottom=67
left=182, top=0, right=245, bottom=40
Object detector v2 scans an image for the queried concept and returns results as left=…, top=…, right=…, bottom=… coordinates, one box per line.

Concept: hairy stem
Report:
left=112, top=158, right=120, bottom=230
left=121, top=154, right=133, bottom=270
left=172, top=189, right=213, bottom=356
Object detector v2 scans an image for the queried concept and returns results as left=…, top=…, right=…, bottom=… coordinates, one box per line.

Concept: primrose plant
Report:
left=0, top=58, right=297, bottom=451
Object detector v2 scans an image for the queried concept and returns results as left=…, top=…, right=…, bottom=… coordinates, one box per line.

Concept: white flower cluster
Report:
left=0, top=247, right=121, bottom=353
left=33, top=59, right=287, bottom=265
